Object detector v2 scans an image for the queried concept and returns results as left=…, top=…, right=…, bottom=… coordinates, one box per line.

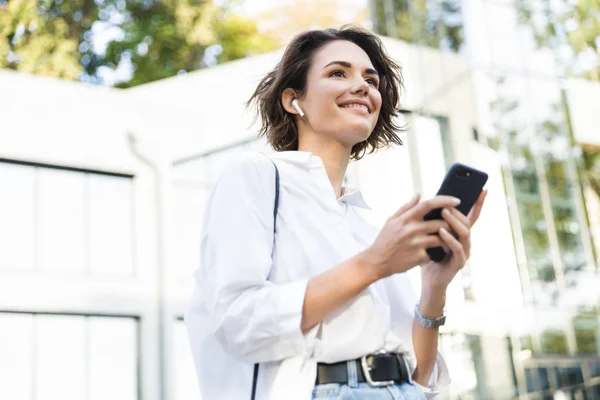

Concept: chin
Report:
left=341, top=134, right=372, bottom=149
left=345, top=125, right=374, bottom=143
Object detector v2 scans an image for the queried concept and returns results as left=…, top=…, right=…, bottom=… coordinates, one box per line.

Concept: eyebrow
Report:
left=323, top=61, right=379, bottom=77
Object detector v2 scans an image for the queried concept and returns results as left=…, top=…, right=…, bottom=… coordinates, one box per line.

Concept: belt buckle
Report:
left=360, top=351, right=395, bottom=388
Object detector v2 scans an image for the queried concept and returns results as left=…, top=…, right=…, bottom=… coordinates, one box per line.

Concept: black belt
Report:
left=316, top=353, right=412, bottom=387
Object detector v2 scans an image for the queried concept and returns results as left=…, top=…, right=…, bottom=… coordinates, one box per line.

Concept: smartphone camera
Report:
left=455, top=166, right=472, bottom=178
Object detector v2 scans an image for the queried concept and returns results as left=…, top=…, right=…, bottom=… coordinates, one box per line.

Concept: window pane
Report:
left=0, top=313, right=33, bottom=400
left=538, top=367, right=550, bottom=390
left=89, top=174, right=134, bottom=276
left=173, top=320, right=201, bottom=400
left=0, top=163, right=35, bottom=270
left=36, top=315, right=86, bottom=400
left=414, top=115, right=448, bottom=198
left=573, top=307, right=599, bottom=354
left=590, top=361, right=600, bottom=377
left=89, top=317, right=137, bottom=400
left=172, top=185, right=206, bottom=285
left=372, top=0, right=464, bottom=52
left=557, top=365, right=584, bottom=387
left=540, top=329, right=568, bottom=354
left=525, top=368, right=535, bottom=392
left=38, top=169, right=86, bottom=272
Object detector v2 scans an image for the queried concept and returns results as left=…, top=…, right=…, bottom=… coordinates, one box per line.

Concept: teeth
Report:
left=341, top=104, right=368, bottom=112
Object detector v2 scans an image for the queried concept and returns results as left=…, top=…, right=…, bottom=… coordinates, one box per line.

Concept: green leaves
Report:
left=1, top=0, right=279, bottom=86
left=516, top=0, right=600, bottom=81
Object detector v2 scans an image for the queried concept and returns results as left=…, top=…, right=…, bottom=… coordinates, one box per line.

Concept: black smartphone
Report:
left=423, top=163, right=488, bottom=262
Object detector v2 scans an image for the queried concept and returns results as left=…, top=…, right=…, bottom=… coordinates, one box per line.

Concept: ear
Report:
left=281, top=88, right=301, bottom=115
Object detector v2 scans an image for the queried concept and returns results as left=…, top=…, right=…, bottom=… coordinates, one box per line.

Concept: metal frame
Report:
left=360, top=352, right=395, bottom=388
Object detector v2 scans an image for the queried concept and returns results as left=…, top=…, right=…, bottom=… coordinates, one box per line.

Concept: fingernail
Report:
left=442, top=208, right=450, bottom=216
left=453, top=198, right=461, bottom=205
left=440, top=227, right=449, bottom=235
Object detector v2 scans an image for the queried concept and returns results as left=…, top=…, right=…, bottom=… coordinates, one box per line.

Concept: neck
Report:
left=298, top=134, right=351, bottom=199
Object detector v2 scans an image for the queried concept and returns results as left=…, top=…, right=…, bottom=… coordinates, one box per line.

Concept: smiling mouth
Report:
left=340, top=104, right=370, bottom=113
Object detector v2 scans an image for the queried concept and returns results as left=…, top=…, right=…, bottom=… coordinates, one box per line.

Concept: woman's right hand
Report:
left=364, top=194, right=462, bottom=279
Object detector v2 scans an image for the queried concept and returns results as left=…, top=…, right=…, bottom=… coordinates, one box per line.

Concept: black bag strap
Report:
left=272, top=161, right=280, bottom=238
left=251, top=363, right=259, bottom=400
left=251, top=159, right=280, bottom=400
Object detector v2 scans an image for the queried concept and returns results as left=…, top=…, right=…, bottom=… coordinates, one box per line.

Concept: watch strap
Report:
left=414, top=304, right=446, bottom=329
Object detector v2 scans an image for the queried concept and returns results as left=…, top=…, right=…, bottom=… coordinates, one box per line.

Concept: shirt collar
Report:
left=268, top=151, right=371, bottom=210
left=268, top=150, right=316, bottom=166
left=339, top=187, right=371, bottom=210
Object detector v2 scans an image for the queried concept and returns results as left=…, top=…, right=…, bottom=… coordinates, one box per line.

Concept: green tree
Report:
left=0, top=0, right=279, bottom=87
left=515, top=0, right=600, bottom=81
left=583, top=147, right=600, bottom=198
left=0, top=0, right=82, bottom=79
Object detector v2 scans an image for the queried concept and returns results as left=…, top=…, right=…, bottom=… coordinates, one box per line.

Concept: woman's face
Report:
left=299, top=40, right=382, bottom=148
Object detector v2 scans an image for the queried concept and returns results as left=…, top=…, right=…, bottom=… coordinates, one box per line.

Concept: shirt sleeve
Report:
left=190, top=154, right=311, bottom=363
left=413, top=352, right=452, bottom=398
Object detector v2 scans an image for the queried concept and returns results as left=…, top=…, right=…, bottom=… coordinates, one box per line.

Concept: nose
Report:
left=350, top=76, right=369, bottom=96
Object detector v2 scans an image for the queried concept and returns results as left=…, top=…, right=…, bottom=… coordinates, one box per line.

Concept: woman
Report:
left=186, top=26, right=487, bottom=400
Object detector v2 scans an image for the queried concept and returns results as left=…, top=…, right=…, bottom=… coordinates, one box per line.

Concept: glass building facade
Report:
left=0, top=161, right=140, bottom=400
left=370, top=0, right=600, bottom=399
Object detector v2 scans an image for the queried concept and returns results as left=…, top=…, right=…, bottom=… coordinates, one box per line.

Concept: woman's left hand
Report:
left=421, top=189, right=488, bottom=293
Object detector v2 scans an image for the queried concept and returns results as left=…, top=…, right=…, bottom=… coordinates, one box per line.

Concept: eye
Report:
left=366, top=77, right=379, bottom=87
left=329, top=69, right=345, bottom=78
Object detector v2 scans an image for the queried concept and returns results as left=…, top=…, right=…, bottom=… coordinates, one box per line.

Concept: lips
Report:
left=339, top=99, right=371, bottom=114
left=340, top=103, right=369, bottom=113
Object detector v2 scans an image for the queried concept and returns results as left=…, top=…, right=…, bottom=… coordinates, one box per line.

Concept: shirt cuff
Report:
left=413, top=352, right=451, bottom=399
left=276, top=278, right=317, bottom=348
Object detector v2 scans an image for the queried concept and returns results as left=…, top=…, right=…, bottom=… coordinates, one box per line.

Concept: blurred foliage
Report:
left=371, top=0, right=463, bottom=52
left=541, top=329, right=569, bottom=354
left=572, top=305, right=599, bottom=354
left=0, top=0, right=82, bottom=79
left=515, top=0, right=600, bottom=81
left=0, top=0, right=279, bottom=87
left=254, top=0, right=368, bottom=45
left=583, top=147, right=600, bottom=198
left=487, top=73, right=596, bottom=304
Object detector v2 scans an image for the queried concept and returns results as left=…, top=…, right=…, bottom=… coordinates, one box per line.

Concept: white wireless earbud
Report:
left=291, top=99, right=305, bottom=117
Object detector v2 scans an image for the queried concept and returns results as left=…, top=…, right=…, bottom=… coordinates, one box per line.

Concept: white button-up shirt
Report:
left=185, top=151, right=450, bottom=400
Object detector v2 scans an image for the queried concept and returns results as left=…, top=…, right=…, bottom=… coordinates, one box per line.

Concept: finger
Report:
left=392, top=193, right=421, bottom=219
left=415, top=219, right=451, bottom=234
left=417, top=234, right=446, bottom=248
left=441, top=208, right=470, bottom=238
left=440, top=228, right=466, bottom=267
left=443, top=209, right=471, bottom=257
left=418, top=251, right=431, bottom=266
left=449, top=207, right=470, bottom=228
left=405, top=195, right=461, bottom=220
left=468, top=189, right=488, bottom=225
left=424, top=237, right=451, bottom=254
left=468, top=189, right=487, bottom=223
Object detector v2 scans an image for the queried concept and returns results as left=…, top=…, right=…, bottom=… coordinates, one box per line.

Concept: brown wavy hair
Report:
left=247, top=26, right=405, bottom=161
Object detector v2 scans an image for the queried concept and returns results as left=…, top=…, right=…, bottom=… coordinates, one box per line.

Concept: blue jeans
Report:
left=312, top=382, right=426, bottom=400
left=312, top=360, right=426, bottom=399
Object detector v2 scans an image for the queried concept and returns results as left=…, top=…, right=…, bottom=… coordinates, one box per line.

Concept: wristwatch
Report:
left=414, top=304, right=446, bottom=329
